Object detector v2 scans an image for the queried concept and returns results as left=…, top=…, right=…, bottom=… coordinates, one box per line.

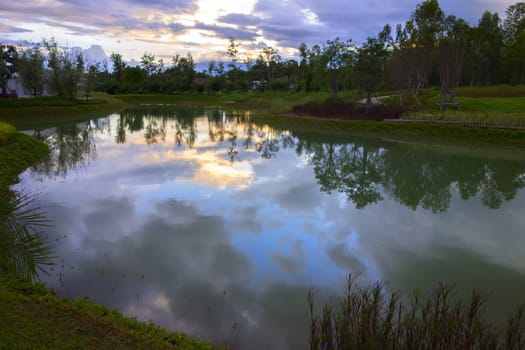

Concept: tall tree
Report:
left=44, top=38, right=84, bottom=99
left=355, top=38, right=389, bottom=114
left=0, top=44, right=17, bottom=94
left=321, top=38, right=353, bottom=98
left=502, top=2, right=525, bottom=84
left=469, top=11, right=503, bottom=85
left=17, top=48, right=45, bottom=96
left=437, top=16, right=470, bottom=106
left=140, top=52, right=162, bottom=76
left=503, top=2, right=525, bottom=45
left=110, top=53, right=125, bottom=85
left=169, top=53, right=195, bottom=92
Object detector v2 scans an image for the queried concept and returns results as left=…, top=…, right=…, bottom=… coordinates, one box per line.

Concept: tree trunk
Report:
left=366, top=89, right=373, bottom=116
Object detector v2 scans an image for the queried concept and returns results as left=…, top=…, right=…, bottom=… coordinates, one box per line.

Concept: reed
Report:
left=309, top=275, right=525, bottom=350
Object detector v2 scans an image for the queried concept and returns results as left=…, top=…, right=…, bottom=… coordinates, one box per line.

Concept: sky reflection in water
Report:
left=16, top=106, right=525, bottom=350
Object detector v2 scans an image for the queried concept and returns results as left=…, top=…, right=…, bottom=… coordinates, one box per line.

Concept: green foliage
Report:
left=0, top=192, right=54, bottom=281
left=44, top=38, right=85, bottom=99
left=0, top=132, right=49, bottom=196
left=16, top=47, right=45, bottom=96
left=309, top=275, right=525, bottom=350
left=0, top=44, right=17, bottom=93
left=0, top=121, right=16, bottom=146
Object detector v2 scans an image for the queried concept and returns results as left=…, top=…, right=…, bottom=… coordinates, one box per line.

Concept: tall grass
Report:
left=309, top=275, right=525, bottom=350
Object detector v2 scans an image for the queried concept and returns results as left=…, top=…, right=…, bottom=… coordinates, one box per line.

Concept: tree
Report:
left=140, top=52, right=162, bottom=76
left=468, top=11, right=503, bottom=85
left=502, top=2, right=525, bottom=84
left=226, top=38, right=246, bottom=91
left=355, top=38, right=389, bottom=114
left=261, top=46, right=280, bottom=81
left=17, top=48, right=45, bottom=96
left=84, top=64, right=98, bottom=97
left=227, top=37, right=239, bottom=68
left=437, top=16, right=470, bottom=107
left=168, top=53, right=195, bottom=92
left=43, top=38, right=84, bottom=99
left=0, top=44, right=17, bottom=94
left=321, top=38, right=353, bottom=98
left=503, top=2, right=525, bottom=45
left=110, top=53, right=125, bottom=85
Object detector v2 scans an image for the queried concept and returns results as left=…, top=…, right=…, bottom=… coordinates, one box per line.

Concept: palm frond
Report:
left=0, top=192, right=55, bottom=281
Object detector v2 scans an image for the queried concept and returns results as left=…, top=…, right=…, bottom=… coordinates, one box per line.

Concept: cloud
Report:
left=194, top=21, right=258, bottom=41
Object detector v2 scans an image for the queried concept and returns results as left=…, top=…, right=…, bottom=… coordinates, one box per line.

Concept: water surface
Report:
left=17, top=105, right=525, bottom=349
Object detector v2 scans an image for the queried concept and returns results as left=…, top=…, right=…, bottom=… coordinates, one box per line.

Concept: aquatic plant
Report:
left=308, top=275, right=525, bottom=350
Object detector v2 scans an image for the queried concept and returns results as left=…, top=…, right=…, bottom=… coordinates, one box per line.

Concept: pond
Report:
left=15, top=105, right=525, bottom=349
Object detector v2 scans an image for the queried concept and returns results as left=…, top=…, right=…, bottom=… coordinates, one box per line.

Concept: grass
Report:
left=252, top=113, right=525, bottom=150
left=309, top=275, right=525, bottom=350
left=380, top=86, right=525, bottom=129
left=0, top=93, right=128, bottom=130
left=0, top=131, right=49, bottom=199
left=455, top=85, right=525, bottom=98
left=0, top=275, right=220, bottom=350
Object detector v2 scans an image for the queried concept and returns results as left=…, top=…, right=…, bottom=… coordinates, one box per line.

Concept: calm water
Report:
left=16, top=105, right=525, bottom=349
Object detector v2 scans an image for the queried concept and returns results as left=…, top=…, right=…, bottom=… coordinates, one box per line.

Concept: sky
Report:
left=0, top=0, right=518, bottom=63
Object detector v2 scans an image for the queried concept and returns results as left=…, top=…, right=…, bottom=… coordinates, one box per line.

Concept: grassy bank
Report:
left=0, top=93, right=128, bottom=130
left=253, top=113, right=525, bottom=150
left=387, top=86, right=525, bottom=129
left=0, top=124, right=49, bottom=199
left=0, top=276, right=219, bottom=350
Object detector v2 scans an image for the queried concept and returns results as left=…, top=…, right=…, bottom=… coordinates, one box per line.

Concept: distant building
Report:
left=1, top=73, right=53, bottom=98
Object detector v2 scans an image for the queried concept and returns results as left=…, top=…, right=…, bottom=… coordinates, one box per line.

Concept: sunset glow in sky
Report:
left=0, top=0, right=518, bottom=62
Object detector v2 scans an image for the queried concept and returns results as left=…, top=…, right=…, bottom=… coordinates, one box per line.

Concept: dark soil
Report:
left=291, top=99, right=405, bottom=121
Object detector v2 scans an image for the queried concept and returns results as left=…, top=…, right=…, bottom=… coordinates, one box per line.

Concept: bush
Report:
left=292, top=99, right=405, bottom=120
left=0, top=122, right=16, bottom=146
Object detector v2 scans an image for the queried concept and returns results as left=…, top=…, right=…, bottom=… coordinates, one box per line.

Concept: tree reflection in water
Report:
left=30, top=121, right=100, bottom=178
left=28, top=107, right=525, bottom=211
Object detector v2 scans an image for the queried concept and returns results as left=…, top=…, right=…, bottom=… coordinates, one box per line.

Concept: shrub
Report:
left=0, top=122, right=16, bottom=146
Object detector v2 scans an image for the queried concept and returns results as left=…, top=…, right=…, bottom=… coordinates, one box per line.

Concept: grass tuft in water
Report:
left=308, top=275, right=525, bottom=350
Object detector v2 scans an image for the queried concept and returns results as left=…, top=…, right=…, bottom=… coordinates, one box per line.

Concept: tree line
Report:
left=1, top=0, right=524, bottom=102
